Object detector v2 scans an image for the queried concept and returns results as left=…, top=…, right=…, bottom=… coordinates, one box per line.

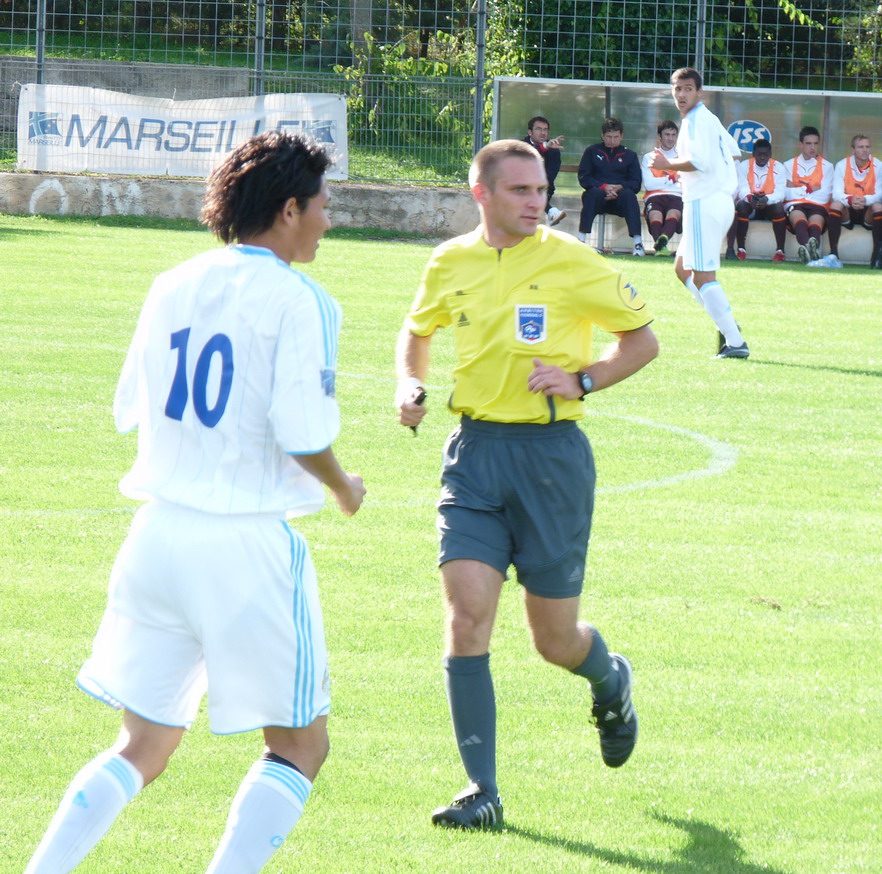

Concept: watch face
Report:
left=579, top=372, right=593, bottom=394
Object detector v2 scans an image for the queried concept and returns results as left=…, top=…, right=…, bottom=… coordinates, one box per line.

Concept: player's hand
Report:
left=333, top=474, right=366, bottom=516
left=852, top=195, right=866, bottom=210
left=649, top=148, right=670, bottom=171
left=527, top=358, right=582, bottom=400
left=547, top=135, right=565, bottom=149
left=396, top=381, right=428, bottom=429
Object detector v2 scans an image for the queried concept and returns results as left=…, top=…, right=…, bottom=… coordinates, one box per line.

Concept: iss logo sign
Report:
left=728, top=120, right=771, bottom=153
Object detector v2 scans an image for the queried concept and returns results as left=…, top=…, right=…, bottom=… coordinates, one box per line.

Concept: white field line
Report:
left=590, top=410, right=738, bottom=494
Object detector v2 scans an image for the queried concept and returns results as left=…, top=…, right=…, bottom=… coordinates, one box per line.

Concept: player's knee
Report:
left=117, top=747, right=172, bottom=787
left=447, top=609, right=493, bottom=652
left=265, top=725, right=330, bottom=781
left=532, top=629, right=578, bottom=668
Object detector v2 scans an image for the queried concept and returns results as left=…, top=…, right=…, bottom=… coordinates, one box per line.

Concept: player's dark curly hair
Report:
left=201, top=131, right=332, bottom=244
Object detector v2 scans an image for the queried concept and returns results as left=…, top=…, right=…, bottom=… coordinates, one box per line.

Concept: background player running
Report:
left=650, top=68, right=749, bottom=359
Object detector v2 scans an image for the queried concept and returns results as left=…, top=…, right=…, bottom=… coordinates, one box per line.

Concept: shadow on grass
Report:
left=504, top=812, right=787, bottom=874
left=746, top=357, right=882, bottom=379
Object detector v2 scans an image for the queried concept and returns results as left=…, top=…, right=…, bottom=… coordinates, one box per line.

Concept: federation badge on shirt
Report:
left=515, top=305, right=547, bottom=344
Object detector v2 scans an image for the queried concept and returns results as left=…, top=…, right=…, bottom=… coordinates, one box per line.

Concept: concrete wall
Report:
left=1, top=170, right=876, bottom=263
left=0, top=171, right=480, bottom=239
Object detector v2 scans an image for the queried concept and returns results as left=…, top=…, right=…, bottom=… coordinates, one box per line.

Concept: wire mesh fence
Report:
left=2, top=2, right=881, bottom=183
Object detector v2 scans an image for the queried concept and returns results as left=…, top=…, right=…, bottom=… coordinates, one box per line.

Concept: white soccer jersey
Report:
left=832, top=155, right=882, bottom=205
left=735, top=158, right=787, bottom=204
left=114, top=245, right=341, bottom=517
left=783, top=155, right=834, bottom=206
left=676, top=102, right=740, bottom=202
left=641, top=148, right=682, bottom=198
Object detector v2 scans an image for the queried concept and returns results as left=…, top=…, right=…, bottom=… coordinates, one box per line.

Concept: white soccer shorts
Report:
left=679, top=190, right=735, bottom=272
left=77, top=501, right=330, bottom=734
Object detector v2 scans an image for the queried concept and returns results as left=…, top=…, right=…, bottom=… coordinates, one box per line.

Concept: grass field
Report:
left=1, top=213, right=880, bottom=873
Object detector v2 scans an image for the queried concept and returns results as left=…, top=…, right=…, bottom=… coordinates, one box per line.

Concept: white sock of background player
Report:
left=24, top=751, right=143, bottom=874
left=685, top=276, right=745, bottom=346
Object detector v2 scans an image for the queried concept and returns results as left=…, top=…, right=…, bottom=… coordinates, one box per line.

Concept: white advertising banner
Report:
left=17, top=84, right=348, bottom=179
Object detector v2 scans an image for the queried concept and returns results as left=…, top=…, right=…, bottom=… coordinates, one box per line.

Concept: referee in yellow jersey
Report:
left=396, top=139, right=658, bottom=830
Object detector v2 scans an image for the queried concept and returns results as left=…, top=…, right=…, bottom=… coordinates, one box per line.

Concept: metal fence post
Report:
left=472, top=0, right=487, bottom=156
left=694, top=0, right=707, bottom=78
left=35, top=0, right=46, bottom=84
left=254, top=0, right=266, bottom=97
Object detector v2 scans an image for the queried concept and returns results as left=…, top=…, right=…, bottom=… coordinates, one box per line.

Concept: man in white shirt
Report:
left=827, top=134, right=882, bottom=268
left=725, top=139, right=788, bottom=262
left=783, top=126, right=834, bottom=262
left=641, top=120, right=683, bottom=256
left=650, top=68, right=749, bottom=359
left=24, top=131, right=366, bottom=874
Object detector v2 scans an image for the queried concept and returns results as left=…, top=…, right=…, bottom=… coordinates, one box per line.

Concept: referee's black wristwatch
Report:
left=575, top=370, right=594, bottom=400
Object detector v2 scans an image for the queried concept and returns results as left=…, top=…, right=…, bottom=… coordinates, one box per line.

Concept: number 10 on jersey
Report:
left=164, top=327, right=234, bottom=428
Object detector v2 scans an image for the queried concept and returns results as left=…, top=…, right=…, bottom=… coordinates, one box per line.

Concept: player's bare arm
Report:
left=293, top=447, right=365, bottom=516
left=649, top=149, right=697, bottom=173
left=395, top=327, right=432, bottom=428
left=527, top=324, right=658, bottom=399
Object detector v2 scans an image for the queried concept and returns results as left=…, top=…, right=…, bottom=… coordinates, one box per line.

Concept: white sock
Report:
left=25, top=752, right=143, bottom=874
left=206, top=757, right=312, bottom=874
left=684, top=275, right=703, bottom=305
left=698, top=281, right=744, bottom=346
left=633, top=235, right=643, bottom=244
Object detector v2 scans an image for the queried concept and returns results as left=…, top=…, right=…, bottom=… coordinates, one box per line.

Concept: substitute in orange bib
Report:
left=725, top=139, right=788, bottom=262
left=783, top=126, right=834, bottom=263
left=641, top=120, right=683, bottom=257
left=827, top=134, right=882, bottom=268
left=395, top=138, right=657, bottom=830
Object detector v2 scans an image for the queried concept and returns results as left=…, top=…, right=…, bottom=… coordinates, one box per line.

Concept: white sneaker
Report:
left=577, top=231, right=587, bottom=243
left=547, top=207, right=567, bottom=227
left=632, top=242, right=646, bottom=256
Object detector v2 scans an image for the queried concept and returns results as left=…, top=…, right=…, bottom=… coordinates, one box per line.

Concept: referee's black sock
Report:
left=444, top=653, right=498, bottom=798
left=571, top=624, right=621, bottom=702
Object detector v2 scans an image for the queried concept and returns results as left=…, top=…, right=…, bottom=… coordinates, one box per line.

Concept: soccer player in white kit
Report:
left=650, top=68, right=749, bottom=359
left=24, top=131, right=366, bottom=874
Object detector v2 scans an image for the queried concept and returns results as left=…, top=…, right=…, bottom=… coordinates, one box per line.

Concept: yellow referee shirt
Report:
left=406, top=225, right=652, bottom=424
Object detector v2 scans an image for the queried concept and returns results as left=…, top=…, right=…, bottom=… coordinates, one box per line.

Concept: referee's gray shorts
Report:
left=437, top=415, right=595, bottom=599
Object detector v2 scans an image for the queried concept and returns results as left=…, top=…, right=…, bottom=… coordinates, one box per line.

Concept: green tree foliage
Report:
left=519, top=0, right=874, bottom=90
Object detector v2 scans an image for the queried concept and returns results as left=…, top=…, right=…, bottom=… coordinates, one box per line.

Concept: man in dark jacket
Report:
left=524, top=116, right=566, bottom=226
left=578, top=118, right=645, bottom=255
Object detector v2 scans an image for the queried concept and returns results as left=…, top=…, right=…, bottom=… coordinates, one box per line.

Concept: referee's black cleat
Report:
left=432, top=785, right=503, bottom=829
left=592, top=654, right=638, bottom=768
left=716, top=342, right=750, bottom=359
